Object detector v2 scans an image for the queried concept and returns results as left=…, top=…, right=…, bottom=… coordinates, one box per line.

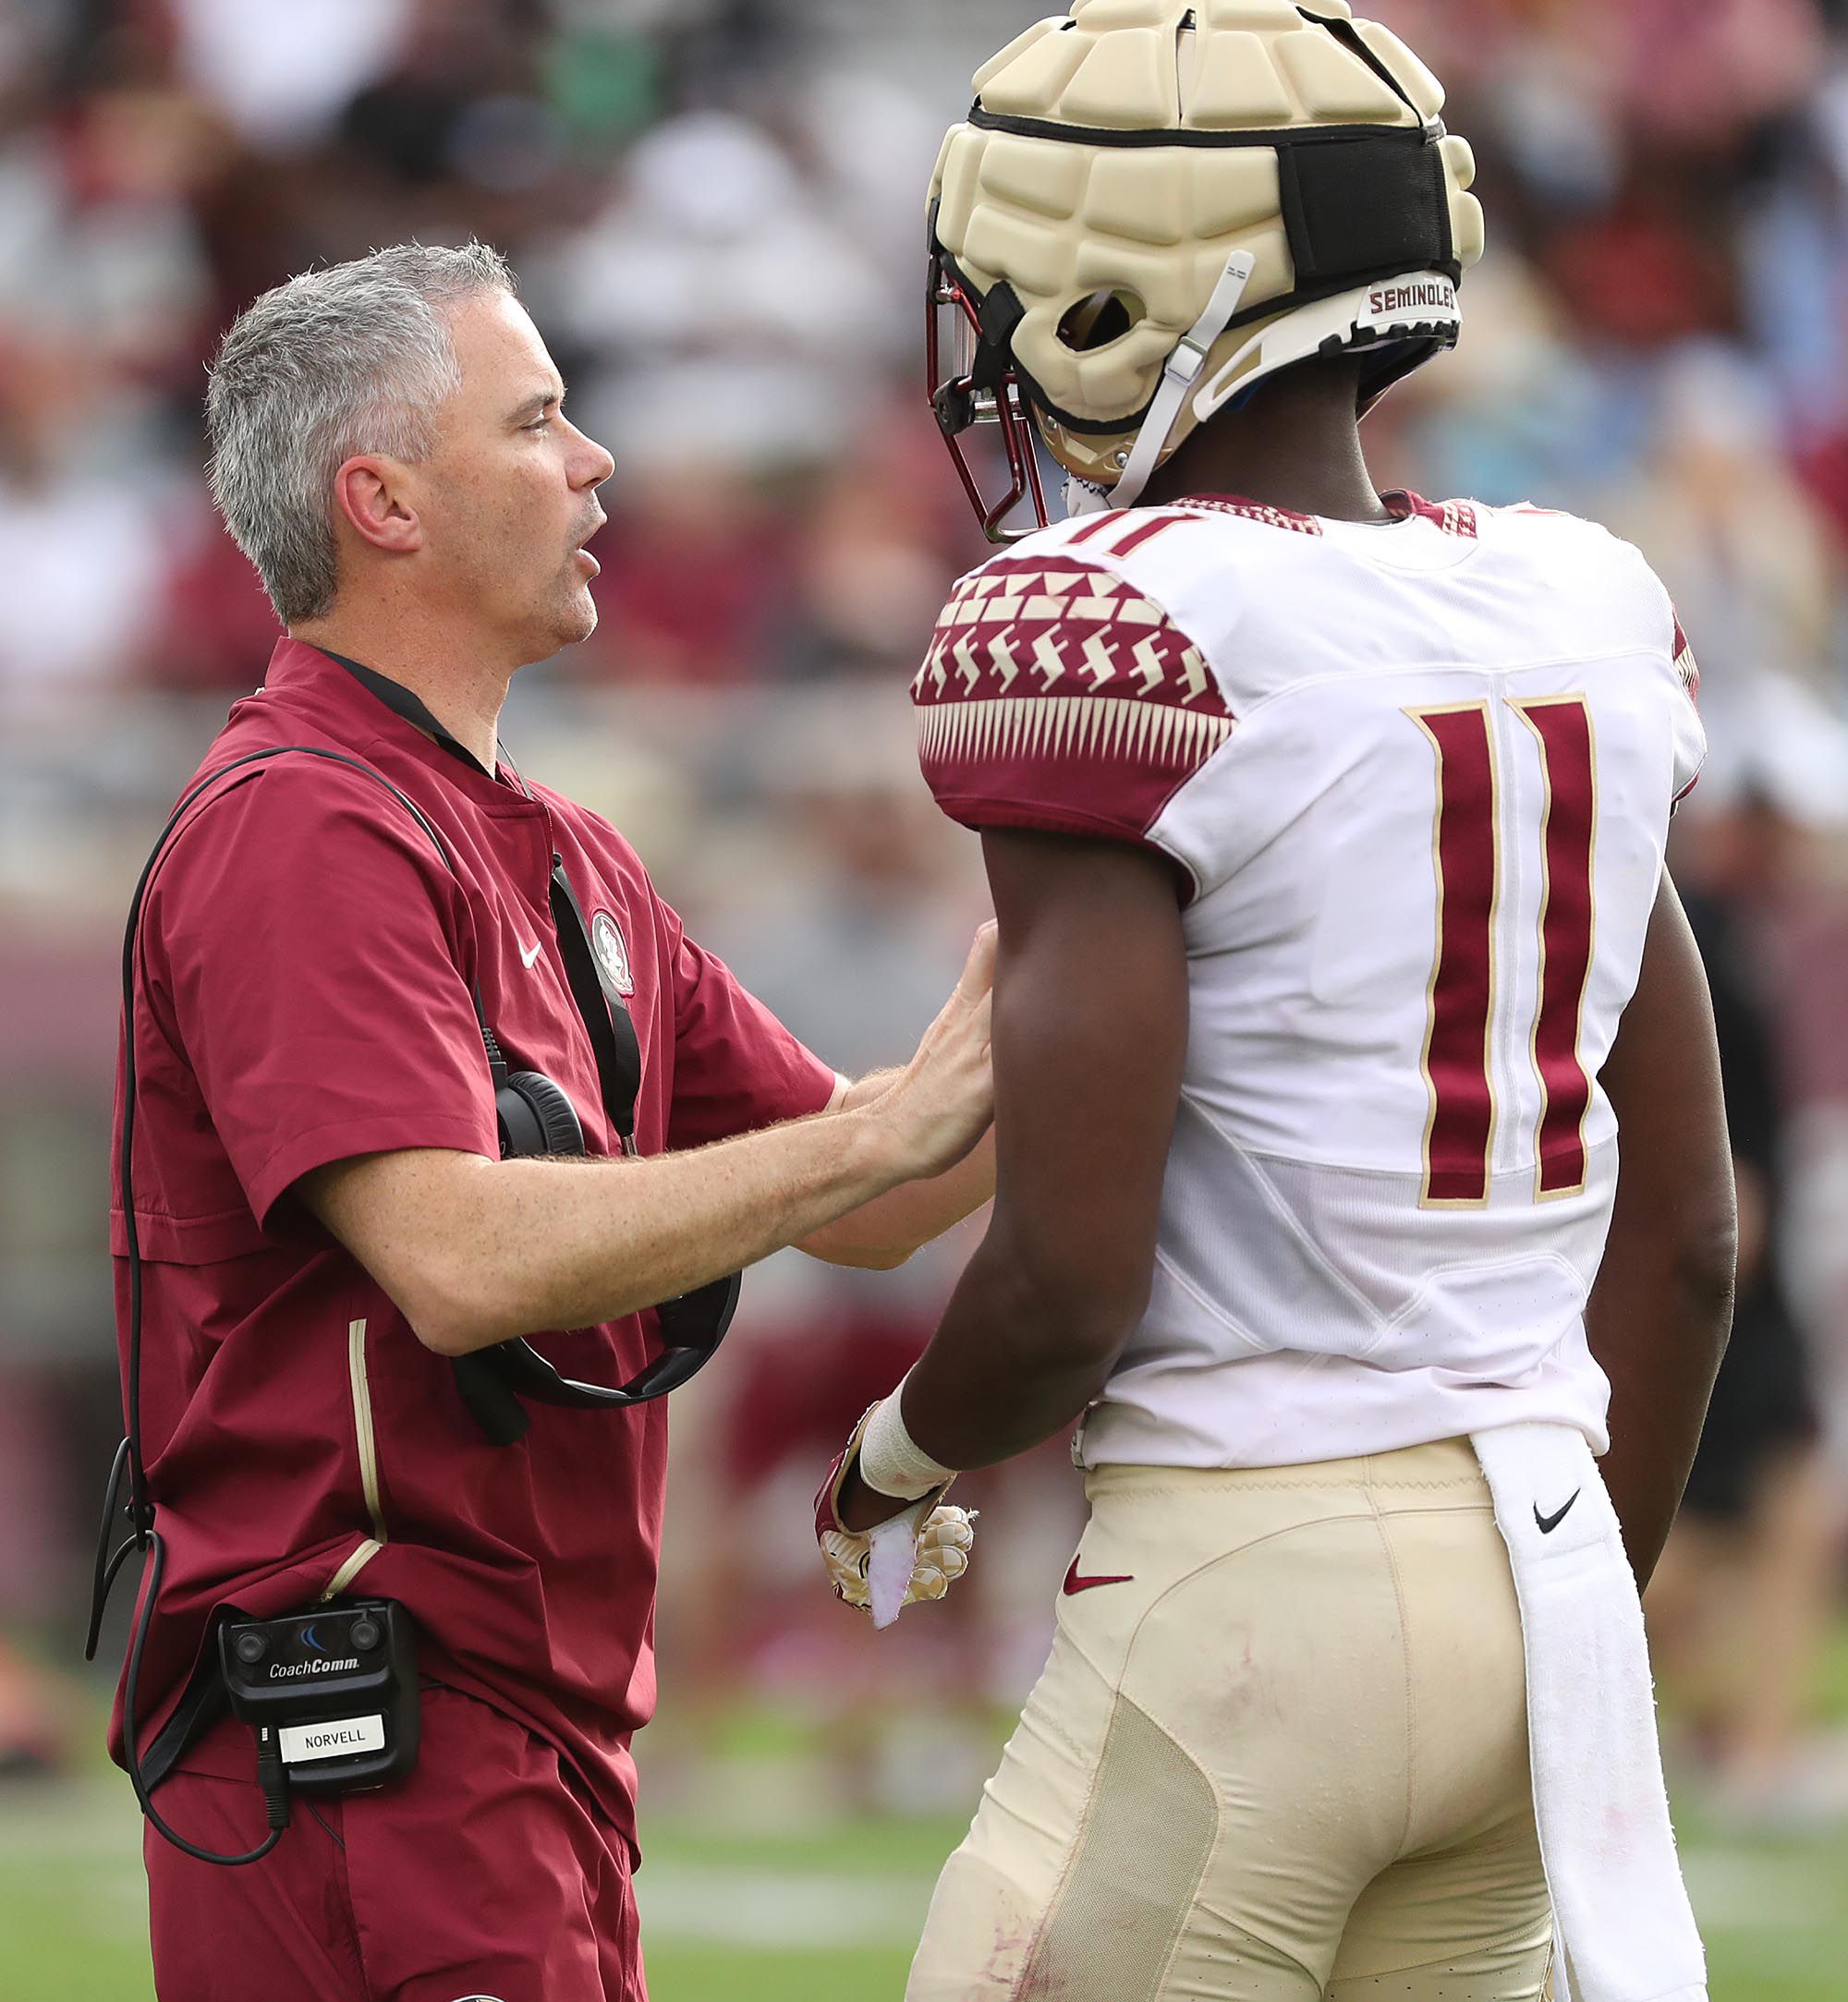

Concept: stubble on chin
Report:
left=554, top=579, right=600, bottom=649
left=509, top=580, right=599, bottom=669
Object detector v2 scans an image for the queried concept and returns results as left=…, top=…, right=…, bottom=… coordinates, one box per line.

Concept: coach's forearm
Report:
left=313, top=1109, right=920, bottom=1355
left=437, top=1109, right=923, bottom=1349
left=310, top=928, right=996, bottom=1350
left=801, top=1073, right=995, bottom=1267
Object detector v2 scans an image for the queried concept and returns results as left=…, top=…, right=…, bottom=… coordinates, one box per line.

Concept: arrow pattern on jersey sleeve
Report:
left=912, top=556, right=1234, bottom=847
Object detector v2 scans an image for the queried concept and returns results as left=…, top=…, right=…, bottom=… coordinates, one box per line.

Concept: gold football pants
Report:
left=907, top=1438, right=1553, bottom=2001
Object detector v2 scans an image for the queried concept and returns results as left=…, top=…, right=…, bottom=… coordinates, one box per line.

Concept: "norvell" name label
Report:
left=278, top=1714, right=386, bottom=1765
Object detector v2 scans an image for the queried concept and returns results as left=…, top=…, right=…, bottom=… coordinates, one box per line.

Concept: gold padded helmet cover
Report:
left=929, top=0, right=1485, bottom=490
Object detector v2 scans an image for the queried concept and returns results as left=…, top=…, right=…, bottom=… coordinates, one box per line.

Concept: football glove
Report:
left=815, top=1403, right=975, bottom=1629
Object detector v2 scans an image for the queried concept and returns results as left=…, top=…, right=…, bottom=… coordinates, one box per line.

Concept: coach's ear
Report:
left=331, top=455, right=424, bottom=556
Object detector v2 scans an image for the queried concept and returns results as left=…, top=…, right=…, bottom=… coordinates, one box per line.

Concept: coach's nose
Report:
left=568, top=420, right=615, bottom=492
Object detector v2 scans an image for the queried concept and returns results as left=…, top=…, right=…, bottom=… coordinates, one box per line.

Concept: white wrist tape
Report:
left=857, top=1377, right=957, bottom=1501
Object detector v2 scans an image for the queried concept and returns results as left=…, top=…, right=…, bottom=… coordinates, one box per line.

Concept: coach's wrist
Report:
left=841, top=1098, right=925, bottom=1195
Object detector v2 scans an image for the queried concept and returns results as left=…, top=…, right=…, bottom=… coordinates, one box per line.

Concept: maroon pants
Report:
left=143, top=1685, right=644, bottom=2002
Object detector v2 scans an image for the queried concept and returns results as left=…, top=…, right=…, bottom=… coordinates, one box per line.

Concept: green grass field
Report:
left=4, top=1760, right=1847, bottom=2002
left=8, top=1633, right=1848, bottom=2002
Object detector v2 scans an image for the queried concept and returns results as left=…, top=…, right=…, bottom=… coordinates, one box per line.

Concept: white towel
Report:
left=1470, top=1422, right=1708, bottom=2002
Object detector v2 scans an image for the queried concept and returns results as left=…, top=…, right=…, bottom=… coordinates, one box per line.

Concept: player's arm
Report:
left=303, top=929, right=994, bottom=1354
left=796, top=1072, right=996, bottom=1269
left=834, top=828, right=1188, bottom=1528
left=1583, top=870, right=1737, bottom=1586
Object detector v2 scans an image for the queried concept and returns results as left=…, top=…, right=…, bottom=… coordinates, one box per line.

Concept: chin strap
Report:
left=1077, top=249, right=1258, bottom=517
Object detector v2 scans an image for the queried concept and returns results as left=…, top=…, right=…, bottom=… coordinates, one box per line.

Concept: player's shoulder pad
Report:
left=1484, top=501, right=1683, bottom=661
left=1483, top=500, right=1666, bottom=605
left=1488, top=504, right=1704, bottom=804
left=949, top=503, right=1261, bottom=600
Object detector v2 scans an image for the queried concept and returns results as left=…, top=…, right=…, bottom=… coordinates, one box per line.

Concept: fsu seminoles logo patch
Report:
left=591, top=911, right=635, bottom=997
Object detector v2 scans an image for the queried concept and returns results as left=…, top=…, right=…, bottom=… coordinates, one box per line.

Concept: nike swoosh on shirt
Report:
left=1533, top=1490, right=1582, bottom=1535
left=519, top=940, right=543, bottom=969
left=1063, top=1557, right=1135, bottom=1596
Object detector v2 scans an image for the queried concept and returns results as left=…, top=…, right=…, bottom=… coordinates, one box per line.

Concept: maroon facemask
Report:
left=926, top=248, right=1050, bottom=544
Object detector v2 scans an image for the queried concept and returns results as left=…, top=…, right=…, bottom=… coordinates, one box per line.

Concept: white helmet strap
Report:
left=1077, top=249, right=1258, bottom=517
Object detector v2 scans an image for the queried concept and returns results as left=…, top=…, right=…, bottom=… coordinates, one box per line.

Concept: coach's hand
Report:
left=875, top=924, right=995, bottom=1179
left=815, top=1404, right=976, bottom=1629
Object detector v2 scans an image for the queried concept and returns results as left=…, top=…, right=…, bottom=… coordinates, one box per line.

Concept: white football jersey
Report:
left=914, top=491, right=1706, bottom=1469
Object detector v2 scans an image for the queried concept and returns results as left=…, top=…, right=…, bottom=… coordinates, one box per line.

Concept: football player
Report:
left=816, top=6, right=1733, bottom=2000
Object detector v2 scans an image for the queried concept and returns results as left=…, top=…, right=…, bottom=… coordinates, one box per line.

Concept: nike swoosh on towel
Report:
left=1533, top=1490, right=1582, bottom=1535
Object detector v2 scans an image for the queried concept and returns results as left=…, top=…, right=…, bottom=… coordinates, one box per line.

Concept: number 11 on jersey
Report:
left=1410, top=697, right=1597, bottom=1208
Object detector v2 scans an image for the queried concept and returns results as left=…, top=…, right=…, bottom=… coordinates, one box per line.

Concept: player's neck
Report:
left=1138, top=365, right=1390, bottom=526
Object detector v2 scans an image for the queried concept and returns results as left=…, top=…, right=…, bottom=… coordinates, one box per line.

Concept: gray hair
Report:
left=205, top=241, right=517, bottom=625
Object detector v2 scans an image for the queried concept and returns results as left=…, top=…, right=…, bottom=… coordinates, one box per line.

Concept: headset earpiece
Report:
left=480, top=1018, right=582, bottom=1159
left=495, top=1069, right=584, bottom=1160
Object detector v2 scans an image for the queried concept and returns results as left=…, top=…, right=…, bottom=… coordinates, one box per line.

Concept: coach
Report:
left=109, top=242, right=994, bottom=2002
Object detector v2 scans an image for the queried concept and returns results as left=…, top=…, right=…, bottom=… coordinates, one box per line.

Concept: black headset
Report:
left=88, top=745, right=744, bottom=1854
left=490, top=1030, right=584, bottom=1158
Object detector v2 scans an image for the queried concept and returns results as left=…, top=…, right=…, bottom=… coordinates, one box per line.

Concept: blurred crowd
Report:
left=3, top=0, right=1848, bottom=1827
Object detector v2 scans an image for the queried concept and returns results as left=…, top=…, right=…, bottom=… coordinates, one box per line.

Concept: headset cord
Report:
left=89, top=751, right=320, bottom=1866
left=113, top=1530, right=288, bottom=1864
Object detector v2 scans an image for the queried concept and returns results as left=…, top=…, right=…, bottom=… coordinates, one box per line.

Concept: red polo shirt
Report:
left=110, top=638, right=837, bottom=1853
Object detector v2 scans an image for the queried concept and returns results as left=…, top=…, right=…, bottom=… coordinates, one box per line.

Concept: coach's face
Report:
left=413, top=291, right=614, bottom=661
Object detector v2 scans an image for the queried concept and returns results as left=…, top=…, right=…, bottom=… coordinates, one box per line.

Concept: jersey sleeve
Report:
left=1669, top=608, right=1707, bottom=810
left=663, top=906, right=840, bottom=1151
left=912, top=553, right=1235, bottom=853
left=145, top=763, right=498, bottom=1237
